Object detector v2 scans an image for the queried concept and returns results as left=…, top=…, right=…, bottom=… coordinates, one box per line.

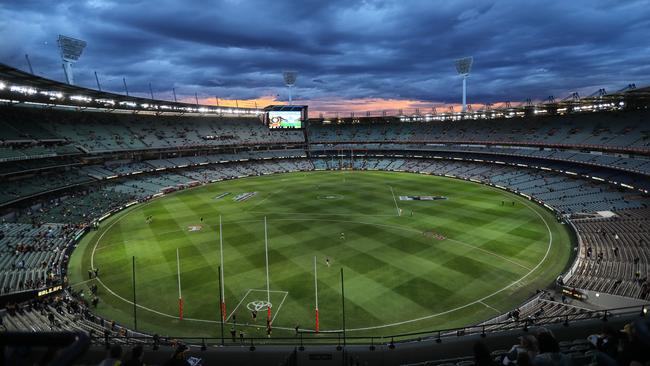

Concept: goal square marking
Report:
left=226, top=288, right=289, bottom=324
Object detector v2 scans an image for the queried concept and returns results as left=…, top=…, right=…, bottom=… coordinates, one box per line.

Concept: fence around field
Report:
left=89, top=303, right=649, bottom=348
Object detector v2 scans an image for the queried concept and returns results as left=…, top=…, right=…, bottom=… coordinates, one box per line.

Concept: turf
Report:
left=68, top=170, right=573, bottom=340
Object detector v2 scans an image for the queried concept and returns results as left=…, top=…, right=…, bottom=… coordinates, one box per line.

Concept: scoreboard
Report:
left=263, top=105, right=307, bottom=129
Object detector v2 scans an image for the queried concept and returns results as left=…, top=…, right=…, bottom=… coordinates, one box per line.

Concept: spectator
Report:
left=503, top=335, right=538, bottom=365
left=473, top=341, right=496, bottom=366
left=122, top=345, right=144, bottom=366
left=617, top=319, right=650, bottom=366
left=587, top=326, right=619, bottom=364
left=98, top=344, right=122, bottom=366
left=163, top=344, right=190, bottom=366
left=533, top=331, right=568, bottom=366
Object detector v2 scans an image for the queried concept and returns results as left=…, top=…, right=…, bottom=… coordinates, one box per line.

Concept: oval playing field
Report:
left=68, top=170, right=573, bottom=339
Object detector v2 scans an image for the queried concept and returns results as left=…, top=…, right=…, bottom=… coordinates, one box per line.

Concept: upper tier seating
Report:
left=0, top=170, right=93, bottom=205
left=311, top=143, right=650, bottom=175
left=0, top=107, right=304, bottom=153
left=308, top=111, right=650, bottom=152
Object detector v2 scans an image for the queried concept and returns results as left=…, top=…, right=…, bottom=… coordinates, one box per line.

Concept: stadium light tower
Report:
left=454, top=56, right=473, bottom=113
left=283, top=71, right=297, bottom=105
left=57, top=35, right=87, bottom=85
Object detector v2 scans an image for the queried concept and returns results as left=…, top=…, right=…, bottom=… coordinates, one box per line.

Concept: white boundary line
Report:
left=88, top=173, right=555, bottom=333
left=246, top=211, right=396, bottom=217
left=244, top=187, right=285, bottom=211
left=226, top=289, right=252, bottom=321
left=389, top=185, right=400, bottom=216
left=68, top=278, right=95, bottom=287
left=319, top=196, right=554, bottom=333
left=444, top=237, right=533, bottom=271
left=479, top=301, right=501, bottom=313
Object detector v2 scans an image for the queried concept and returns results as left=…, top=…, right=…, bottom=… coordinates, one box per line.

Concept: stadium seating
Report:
left=567, top=208, right=650, bottom=299
left=0, top=223, right=70, bottom=295
left=1, top=101, right=649, bottom=363
left=0, top=107, right=304, bottom=154
left=308, top=111, right=650, bottom=151
left=311, top=157, right=646, bottom=214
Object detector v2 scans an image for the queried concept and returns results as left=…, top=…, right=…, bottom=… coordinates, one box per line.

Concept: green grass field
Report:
left=68, top=170, right=573, bottom=340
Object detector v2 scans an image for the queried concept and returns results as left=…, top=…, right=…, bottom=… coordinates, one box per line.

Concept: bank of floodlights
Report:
left=283, top=71, right=298, bottom=105
left=57, top=35, right=87, bottom=85
left=455, top=56, right=473, bottom=113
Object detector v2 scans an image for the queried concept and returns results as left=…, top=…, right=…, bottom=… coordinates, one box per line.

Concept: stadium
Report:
left=1, top=2, right=650, bottom=365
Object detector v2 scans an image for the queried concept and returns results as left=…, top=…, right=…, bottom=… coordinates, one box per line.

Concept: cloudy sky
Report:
left=1, top=0, right=649, bottom=113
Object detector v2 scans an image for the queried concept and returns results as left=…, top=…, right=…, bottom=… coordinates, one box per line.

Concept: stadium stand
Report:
left=307, top=111, right=650, bottom=151
left=1, top=67, right=649, bottom=364
left=567, top=209, right=650, bottom=298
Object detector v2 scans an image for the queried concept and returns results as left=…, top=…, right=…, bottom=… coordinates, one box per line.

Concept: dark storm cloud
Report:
left=1, top=0, right=649, bottom=108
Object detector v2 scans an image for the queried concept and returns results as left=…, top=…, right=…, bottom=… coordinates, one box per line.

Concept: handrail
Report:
left=308, top=139, right=650, bottom=156
left=77, top=303, right=648, bottom=347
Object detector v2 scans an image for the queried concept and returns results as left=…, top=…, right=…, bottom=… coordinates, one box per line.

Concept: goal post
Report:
left=176, top=247, right=183, bottom=320
left=314, top=255, right=319, bottom=333
left=264, top=216, right=272, bottom=322
left=219, top=215, right=226, bottom=321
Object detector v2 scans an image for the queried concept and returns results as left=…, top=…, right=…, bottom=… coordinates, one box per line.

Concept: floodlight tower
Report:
left=454, top=56, right=473, bottom=113
left=57, top=35, right=87, bottom=85
left=283, top=71, right=297, bottom=105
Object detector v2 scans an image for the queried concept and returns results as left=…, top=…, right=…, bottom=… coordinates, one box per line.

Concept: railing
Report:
left=563, top=220, right=583, bottom=284
left=306, top=139, right=650, bottom=156
left=87, top=304, right=649, bottom=348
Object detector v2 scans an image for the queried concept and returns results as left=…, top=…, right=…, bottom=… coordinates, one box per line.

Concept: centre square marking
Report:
left=317, top=194, right=344, bottom=200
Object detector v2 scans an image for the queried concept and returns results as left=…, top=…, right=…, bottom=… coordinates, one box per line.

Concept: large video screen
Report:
left=268, top=111, right=303, bottom=129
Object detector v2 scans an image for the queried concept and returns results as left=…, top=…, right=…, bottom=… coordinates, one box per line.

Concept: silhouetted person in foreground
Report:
left=97, top=344, right=122, bottom=366
left=163, top=344, right=190, bottom=366
left=123, top=345, right=144, bottom=366
left=473, top=341, right=496, bottom=366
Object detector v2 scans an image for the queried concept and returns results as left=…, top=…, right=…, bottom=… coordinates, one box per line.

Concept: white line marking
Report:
left=244, top=187, right=285, bottom=211
left=444, top=238, right=533, bottom=271
left=89, top=172, right=555, bottom=333
left=246, top=211, right=395, bottom=217
left=389, top=185, right=400, bottom=216
left=479, top=301, right=501, bottom=313
left=226, top=289, right=252, bottom=322
left=312, top=194, right=555, bottom=333
left=271, top=291, right=289, bottom=323
left=68, top=278, right=95, bottom=287
left=251, top=289, right=289, bottom=294
left=91, top=199, right=156, bottom=271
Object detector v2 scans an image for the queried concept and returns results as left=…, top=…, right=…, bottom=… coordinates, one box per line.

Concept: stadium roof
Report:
left=263, top=105, right=306, bottom=112
left=1, top=63, right=648, bottom=119
left=0, top=63, right=262, bottom=116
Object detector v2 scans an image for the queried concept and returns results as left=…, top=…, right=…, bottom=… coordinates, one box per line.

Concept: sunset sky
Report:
left=1, top=0, right=649, bottom=114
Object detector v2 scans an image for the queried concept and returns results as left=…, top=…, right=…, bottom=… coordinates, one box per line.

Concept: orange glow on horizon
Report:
left=181, top=95, right=514, bottom=116
left=181, top=95, right=283, bottom=109
left=300, top=98, right=508, bottom=116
